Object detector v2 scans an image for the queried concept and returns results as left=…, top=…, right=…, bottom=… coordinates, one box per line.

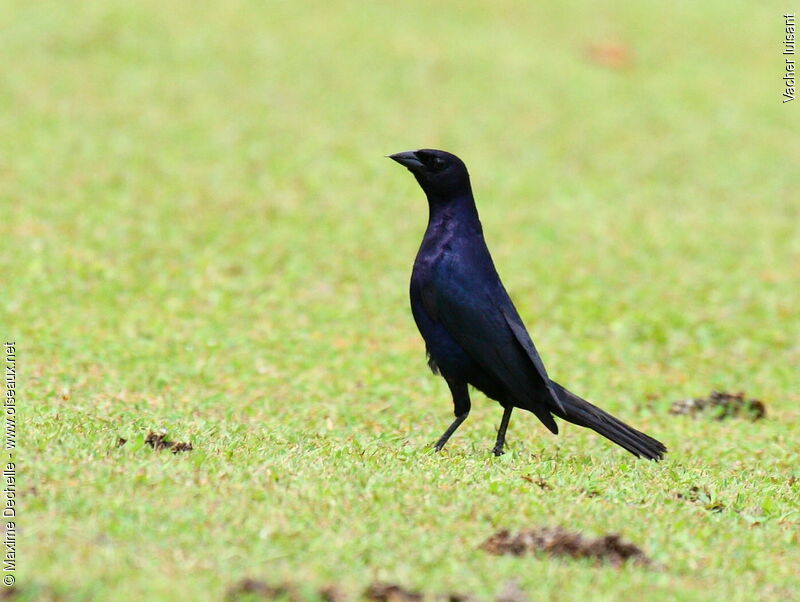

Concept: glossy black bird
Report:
left=388, top=149, right=666, bottom=460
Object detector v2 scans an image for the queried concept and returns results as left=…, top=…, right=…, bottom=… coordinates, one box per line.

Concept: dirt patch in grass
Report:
left=20, top=486, right=38, bottom=498
left=116, top=437, right=127, bottom=448
left=145, top=430, right=193, bottom=453
left=225, top=580, right=344, bottom=601
left=481, top=528, right=650, bottom=567
left=520, top=475, right=551, bottom=490
left=225, top=579, right=293, bottom=600
left=365, top=583, right=423, bottom=602
left=366, top=583, right=489, bottom=602
left=319, top=586, right=347, bottom=602
left=669, top=391, right=766, bottom=421
left=225, top=580, right=535, bottom=602
left=441, top=594, right=481, bottom=602
left=0, top=584, right=62, bottom=600
left=675, top=486, right=725, bottom=512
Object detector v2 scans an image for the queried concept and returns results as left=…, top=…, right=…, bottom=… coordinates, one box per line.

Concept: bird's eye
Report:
left=430, top=157, right=446, bottom=171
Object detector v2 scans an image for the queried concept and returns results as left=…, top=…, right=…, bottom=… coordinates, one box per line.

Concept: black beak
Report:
left=387, top=150, right=424, bottom=170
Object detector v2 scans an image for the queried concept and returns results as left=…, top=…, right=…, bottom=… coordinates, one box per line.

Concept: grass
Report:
left=4, top=0, right=799, bottom=599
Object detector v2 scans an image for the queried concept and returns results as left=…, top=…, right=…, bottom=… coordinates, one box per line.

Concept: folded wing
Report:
left=421, top=262, right=563, bottom=433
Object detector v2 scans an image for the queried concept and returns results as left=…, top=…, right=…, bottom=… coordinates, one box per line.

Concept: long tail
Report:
left=549, top=381, right=667, bottom=461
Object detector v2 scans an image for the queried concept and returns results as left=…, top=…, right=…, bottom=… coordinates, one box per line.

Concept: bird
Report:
left=388, top=148, right=666, bottom=460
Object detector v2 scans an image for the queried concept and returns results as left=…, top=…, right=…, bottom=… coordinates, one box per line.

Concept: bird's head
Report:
left=388, top=149, right=472, bottom=200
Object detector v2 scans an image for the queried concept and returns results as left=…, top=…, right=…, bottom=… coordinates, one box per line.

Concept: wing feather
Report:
left=421, top=265, right=562, bottom=432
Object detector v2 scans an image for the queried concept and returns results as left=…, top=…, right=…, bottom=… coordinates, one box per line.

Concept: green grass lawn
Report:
left=5, top=0, right=800, bottom=599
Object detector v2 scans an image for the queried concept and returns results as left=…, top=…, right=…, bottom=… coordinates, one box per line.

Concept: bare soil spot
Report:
left=441, top=594, right=481, bottom=602
left=20, top=486, right=38, bottom=498
left=367, top=584, right=494, bottom=602
left=520, top=475, right=551, bottom=490
left=116, top=437, right=127, bottom=448
left=481, top=527, right=650, bottom=567
left=670, top=391, right=766, bottom=421
left=225, top=578, right=347, bottom=602
left=365, top=583, right=423, bottom=602
left=225, top=579, right=294, bottom=600
left=224, top=580, right=538, bottom=602
left=319, top=586, right=346, bottom=602
left=145, top=430, right=193, bottom=453
left=225, top=580, right=343, bottom=601
left=675, top=487, right=725, bottom=512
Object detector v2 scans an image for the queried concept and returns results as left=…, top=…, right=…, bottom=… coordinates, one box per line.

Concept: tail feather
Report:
left=549, top=381, right=667, bottom=461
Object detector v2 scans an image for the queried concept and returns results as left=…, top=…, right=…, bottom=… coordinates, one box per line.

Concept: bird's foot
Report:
left=492, top=446, right=505, bottom=457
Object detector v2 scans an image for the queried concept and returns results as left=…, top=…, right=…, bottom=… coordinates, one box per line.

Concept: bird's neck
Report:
left=426, top=193, right=482, bottom=232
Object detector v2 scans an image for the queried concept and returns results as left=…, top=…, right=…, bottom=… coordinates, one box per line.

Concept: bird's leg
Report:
left=434, top=413, right=469, bottom=452
left=434, top=380, right=471, bottom=452
left=492, top=406, right=513, bottom=456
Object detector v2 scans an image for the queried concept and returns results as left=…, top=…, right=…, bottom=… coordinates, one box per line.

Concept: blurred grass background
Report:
left=3, top=0, right=799, bottom=600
